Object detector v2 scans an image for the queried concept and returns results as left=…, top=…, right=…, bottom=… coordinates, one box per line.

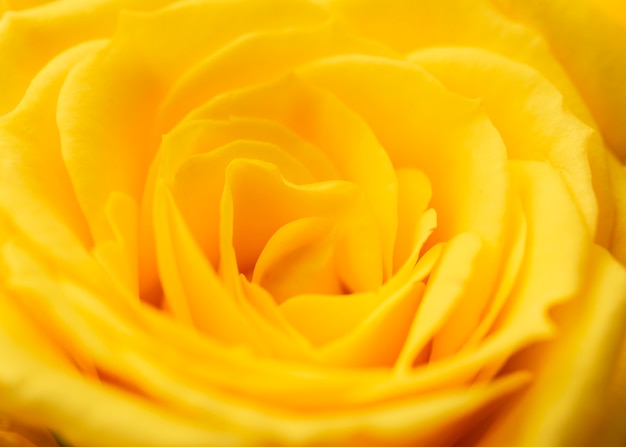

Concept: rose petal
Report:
left=193, top=74, right=399, bottom=282
left=157, top=19, right=393, bottom=132
left=300, top=55, right=510, bottom=354
left=409, top=47, right=599, bottom=237
left=299, top=55, right=508, bottom=255
left=252, top=217, right=343, bottom=302
left=0, top=330, right=242, bottom=447
left=607, top=153, right=626, bottom=265
left=395, top=232, right=484, bottom=370
left=393, top=168, right=432, bottom=273
left=325, top=0, right=596, bottom=127
left=0, top=0, right=170, bottom=114
left=479, top=245, right=626, bottom=447
left=491, top=0, right=626, bottom=159
left=0, top=40, right=104, bottom=256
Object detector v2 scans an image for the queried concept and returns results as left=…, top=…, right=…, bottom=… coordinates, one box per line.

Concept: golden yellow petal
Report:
left=409, top=47, right=599, bottom=237
left=491, top=0, right=626, bottom=159
left=479, top=245, right=626, bottom=447
left=0, top=414, right=60, bottom=447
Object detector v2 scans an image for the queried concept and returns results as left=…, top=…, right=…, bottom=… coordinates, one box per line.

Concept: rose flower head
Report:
left=0, top=0, right=625, bottom=446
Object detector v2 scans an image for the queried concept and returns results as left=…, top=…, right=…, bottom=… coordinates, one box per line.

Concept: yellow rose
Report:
left=1, top=0, right=625, bottom=446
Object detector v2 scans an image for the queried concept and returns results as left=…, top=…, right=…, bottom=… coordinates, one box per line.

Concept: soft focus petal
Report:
left=607, top=154, right=626, bottom=265
left=0, top=414, right=60, bottom=447
left=409, top=47, right=600, bottom=239
left=479, top=245, right=626, bottom=447
left=0, top=329, right=243, bottom=447
left=490, top=0, right=626, bottom=159
left=325, top=0, right=597, bottom=130
left=0, top=40, right=103, bottom=251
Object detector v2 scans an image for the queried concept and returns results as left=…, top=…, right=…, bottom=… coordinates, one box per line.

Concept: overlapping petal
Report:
left=0, top=0, right=625, bottom=446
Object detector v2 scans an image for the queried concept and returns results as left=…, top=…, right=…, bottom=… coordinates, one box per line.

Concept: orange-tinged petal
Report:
left=218, top=165, right=341, bottom=361
left=170, top=138, right=318, bottom=268
left=92, top=192, right=139, bottom=297
left=0, top=414, right=60, bottom=447
left=253, top=217, right=343, bottom=302
left=594, top=331, right=626, bottom=447
left=222, top=159, right=358, bottom=276
left=0, top=291, right=70, bottom=372
left=282, top=290, right=392, bottom=347
left=154, top=183, right=274, bottom=352
left=156, top=117, right=336, bottom=282
left=178, top=137, right=315, bottom=185
left=333, top=208, right=385, bottom=293
left=54, top=0, right=327, bottom=219
left=191, top=74, right=399, bottom=280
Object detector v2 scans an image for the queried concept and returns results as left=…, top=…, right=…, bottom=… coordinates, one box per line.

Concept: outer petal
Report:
left=0, top=415, right=60, bottom=447
left=594, top=331, right=626, bottom=447
left=324, top=0, right=597, bottom=132
left=479, top=245, right=626, bottom=447
left=0, top=330, right=243, bottom=447
left=0, top=0, right=175, bottom=115
left=0, top=40, right=104, bottom=252
left=409, top=47, right=600, bottom=239
left=607, top=154, right=626, bottom=265
left=490, top=0, right=626, bottom=159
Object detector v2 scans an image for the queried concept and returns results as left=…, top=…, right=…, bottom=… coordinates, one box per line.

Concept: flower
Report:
left=0, top=0, right=625, bottom=446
